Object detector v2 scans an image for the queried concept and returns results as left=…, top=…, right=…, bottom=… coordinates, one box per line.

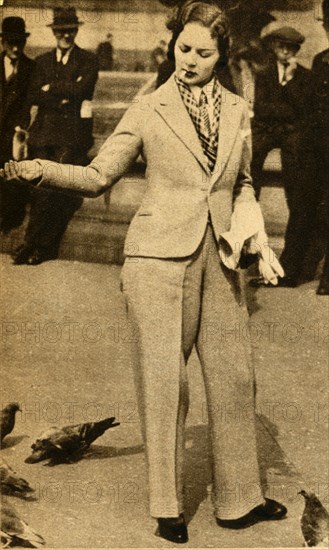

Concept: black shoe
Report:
left=249, top=276, right=297, bottom=288
left=317, top=278, right=329, bottom=296
left=216, top=499, right=287, bottom=529
left=12, top=245, right=34, bottom=265
left=26, top=250, right=57, bottom=266
left=155, top=514, right=188, bottom=544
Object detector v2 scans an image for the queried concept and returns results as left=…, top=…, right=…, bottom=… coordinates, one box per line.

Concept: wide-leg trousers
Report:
left=120, top=224, right=264, bottom=519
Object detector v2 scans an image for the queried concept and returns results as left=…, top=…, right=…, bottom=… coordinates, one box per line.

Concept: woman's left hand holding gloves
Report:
left=0, top=159, right=43, bottom=184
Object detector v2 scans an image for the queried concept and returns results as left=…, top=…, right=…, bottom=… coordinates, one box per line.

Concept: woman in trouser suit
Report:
left=2, top=1, right=287, bottom=543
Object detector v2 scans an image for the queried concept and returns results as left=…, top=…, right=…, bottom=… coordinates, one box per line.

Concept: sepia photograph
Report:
left=0, top=0, right=328, bottom=548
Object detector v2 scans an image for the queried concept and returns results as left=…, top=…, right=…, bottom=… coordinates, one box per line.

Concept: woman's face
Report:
left=175, top=22, right=220, bottom=87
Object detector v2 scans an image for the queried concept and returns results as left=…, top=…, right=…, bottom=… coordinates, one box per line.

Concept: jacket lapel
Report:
left=211, top=87, right=241, bottom=184
left=3, top=57, right=24, bottom=114
left=154, top=75, right=209, bottom=173
left=66, top=44, right=81, bottom=72
left=15, top=54, right=30, bottom=86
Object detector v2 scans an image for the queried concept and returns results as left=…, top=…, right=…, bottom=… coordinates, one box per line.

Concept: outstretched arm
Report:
left=1, top=99, right=145, bottom=197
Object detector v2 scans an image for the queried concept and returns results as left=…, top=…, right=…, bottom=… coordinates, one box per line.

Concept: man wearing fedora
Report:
left=0, top=17, right=35, bottom=233
left=14, top=7, right=98, bottom=266
left=250, top=26, right=318, bottom=288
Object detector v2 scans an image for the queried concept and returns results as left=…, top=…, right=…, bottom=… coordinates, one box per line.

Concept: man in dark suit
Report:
left=14, top=7, right=99, bottom=265
left=0, top=17, right=34, bottom=233
left=311, top=0, right=329, bottom=294
left=250, top=27, right=318, bottom=287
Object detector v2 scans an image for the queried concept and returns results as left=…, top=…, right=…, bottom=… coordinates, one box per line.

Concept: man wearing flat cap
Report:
left=13, top=7, right=98, bottom=266
left=0, top=17, right=35, bottom=233
left=250, top=25, right=318, bottom=288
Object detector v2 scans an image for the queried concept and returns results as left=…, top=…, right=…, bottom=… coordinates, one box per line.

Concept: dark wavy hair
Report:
left=166, top=0, right=230, bottom=67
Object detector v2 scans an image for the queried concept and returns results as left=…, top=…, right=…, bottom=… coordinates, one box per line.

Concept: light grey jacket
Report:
left=36, top=74, right=264, bottom=262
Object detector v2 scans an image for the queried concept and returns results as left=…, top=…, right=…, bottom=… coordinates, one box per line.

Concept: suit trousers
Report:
left=1, top=141, right=30, bottom=232
left=0, top=175, right=30, bottom=233
left=121, top=224, right=264, bottom=519
left=21, top=145, right=84, bottom=255
left=251, top=123, right=308, bottom=208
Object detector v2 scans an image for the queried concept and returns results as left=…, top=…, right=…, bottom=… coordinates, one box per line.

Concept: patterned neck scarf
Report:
left=175, top=75, right=221, bottom=172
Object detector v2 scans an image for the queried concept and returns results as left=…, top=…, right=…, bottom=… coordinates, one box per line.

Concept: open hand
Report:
left=258, top=255, right=284, bottom=285
left=247, top=230, right=284, bottom=285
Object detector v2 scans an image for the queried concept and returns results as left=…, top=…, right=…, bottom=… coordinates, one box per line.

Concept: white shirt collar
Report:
left=4, top=55, right=18, bottom=80
left=56, top=46, right=74, bottom=65
left=190, top=77, right=216, bottom=105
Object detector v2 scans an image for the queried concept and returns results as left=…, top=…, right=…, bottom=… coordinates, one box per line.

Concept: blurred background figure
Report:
left=155, top=35, right=175, bottom=88
left=250, top=27, right=318, bottom=288
left=150, top=39, right=167, bottom=71
left=96, top=32, right=114, bottom=71
left=312, top=0, right=329, bottom=295
left=251, top=27, right=315, bottom=205
left=229, top=39, right=269, bottom=115
left=13, top=7, right=99, bottom=266
left=0, top=17, right=34, bottom=234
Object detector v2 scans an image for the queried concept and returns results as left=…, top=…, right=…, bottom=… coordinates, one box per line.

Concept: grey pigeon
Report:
left=0, top=403, right=21, bottom=443
left=0, top=457, right=34, bottom=497
left=25, top=416, right=120, bottom=465
left=299, top=489, right=329, bottom=547
left=0, top=497, right=45, bottom=547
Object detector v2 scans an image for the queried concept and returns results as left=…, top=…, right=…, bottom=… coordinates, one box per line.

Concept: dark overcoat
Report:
left=0, top=52, right=35, bottom=165
left=27, top=44, right=98, bottom=153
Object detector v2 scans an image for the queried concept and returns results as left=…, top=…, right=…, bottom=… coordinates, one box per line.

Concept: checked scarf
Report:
left=175, top=76, right=221, bottom=172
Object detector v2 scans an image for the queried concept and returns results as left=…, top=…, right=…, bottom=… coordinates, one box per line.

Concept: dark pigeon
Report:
left=1, top=497, right=45, bottom=547
left=25, top=416, right=120, bottom=465
left=299, top=489, right=329, bottom=547
left=0, top=457, right=34, bottom=497
left=0, top=403, right=21, bottom=443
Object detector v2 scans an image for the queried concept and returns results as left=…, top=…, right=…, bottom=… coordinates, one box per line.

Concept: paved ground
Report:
left=0, top=250, right=328, bottom=549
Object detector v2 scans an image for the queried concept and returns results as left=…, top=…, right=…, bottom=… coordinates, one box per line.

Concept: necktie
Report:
left=7, top=58, right=18, bottom=81
left=281, top=62, right=289, bottom=86
left=199, top=90, right=211, bottom=137
left=175, top=76, right=221, bottom=172
left=58, top=50, right=66, bottom=64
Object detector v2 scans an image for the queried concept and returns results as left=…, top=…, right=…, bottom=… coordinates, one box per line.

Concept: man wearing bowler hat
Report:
left=0, top=17, right=35, bottom=233
left=13, top=7, right=98, bottom=265
left=250, top=26, right=318, bottom=288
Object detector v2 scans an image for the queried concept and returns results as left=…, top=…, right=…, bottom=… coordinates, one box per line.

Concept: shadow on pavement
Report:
left=84, top=443, right=144, bottom=460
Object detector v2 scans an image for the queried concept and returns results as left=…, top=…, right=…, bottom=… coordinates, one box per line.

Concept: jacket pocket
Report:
left=136, top=211, right=153, bottom=216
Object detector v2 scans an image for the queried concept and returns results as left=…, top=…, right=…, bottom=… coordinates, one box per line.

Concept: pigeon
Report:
left=0, top=403, right=21, bottom=443
left=299, top=489, right=329, bottom=547
left=1, top=497, right=45, bottom=548
left=0, top=457, right=34, bottom=498
left=25, top=416, right=120, bottom=465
